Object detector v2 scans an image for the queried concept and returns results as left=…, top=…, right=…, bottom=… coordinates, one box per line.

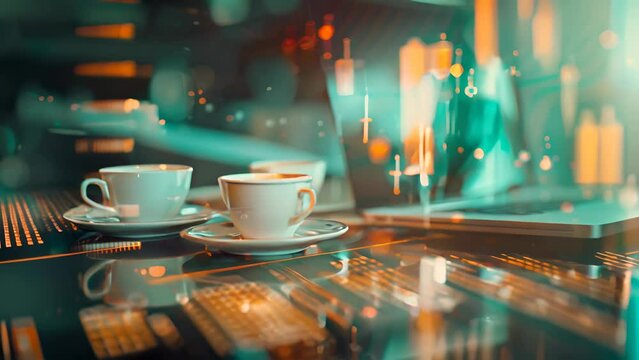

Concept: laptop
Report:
left=361, top=186, right=639, bottom=238
left=326, top=59, right=639, bottom=239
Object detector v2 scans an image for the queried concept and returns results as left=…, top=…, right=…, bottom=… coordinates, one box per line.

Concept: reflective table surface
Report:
left=0, top=190, right=637, bottom=359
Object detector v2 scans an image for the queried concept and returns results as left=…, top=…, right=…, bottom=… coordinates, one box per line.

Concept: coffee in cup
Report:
left=249, top=160, right=326, bottom=192
left=217, top=173, right=316, bottom=239
left=80, top=164, right=192, bottom=222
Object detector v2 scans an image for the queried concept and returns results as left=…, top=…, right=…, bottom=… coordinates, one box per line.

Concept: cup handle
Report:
left=82, top=260, right=115, bottom=300
left=217, top=178, right=230, bottom=208
left=81, top=178, right=118, bottom=214
left=290, top=188, right=316, bottom=225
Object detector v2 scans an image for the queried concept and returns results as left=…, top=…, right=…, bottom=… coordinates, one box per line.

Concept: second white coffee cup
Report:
left=81, top=164, right=192, bottom=222
left=218, top=173, right=316, bottom=239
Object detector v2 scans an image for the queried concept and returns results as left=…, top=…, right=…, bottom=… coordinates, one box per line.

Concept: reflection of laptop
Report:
left=361, top=186, right=639, bottom=238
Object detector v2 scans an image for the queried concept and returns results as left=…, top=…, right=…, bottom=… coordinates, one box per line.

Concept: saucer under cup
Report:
left=64, top=204, right=217, bottom=238
left=181, top=219, right=348, bottom=255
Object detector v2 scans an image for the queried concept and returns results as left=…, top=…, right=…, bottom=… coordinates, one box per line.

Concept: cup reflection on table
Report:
left=82, top=255, right=194, bottom=308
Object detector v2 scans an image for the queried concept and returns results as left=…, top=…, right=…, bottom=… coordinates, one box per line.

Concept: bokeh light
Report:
left=368, top=137, right=392, bottom=164
left=150, top=62, right=192, bottom=122
left=318, top=24, right=334, bottom=41
left=599, top=30, right=619, bottom=49
left=209, top=0, right=249, bottom=26
left=473, top=148, right=485, bottom=160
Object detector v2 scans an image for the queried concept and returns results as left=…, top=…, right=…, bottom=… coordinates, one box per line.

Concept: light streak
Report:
left=360, top=93, right=372, bottom=144
left=389, top=155, right=402, bottom=195
left=475, top=0, right=498, bottom=66
left=560, top=64, right=580, bottom=135
left=75, top=23, right=135, bottom=40
left=336, top=38, right=354, bottom=96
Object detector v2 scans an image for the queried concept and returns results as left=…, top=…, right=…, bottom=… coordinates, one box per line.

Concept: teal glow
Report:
left=209, top=0, right=249, bottom=26
left=0, top=126, right=17, bottom=156
left=150, top=65, right=192, bottom=123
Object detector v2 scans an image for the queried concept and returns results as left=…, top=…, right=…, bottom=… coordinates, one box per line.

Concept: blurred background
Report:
left=0, top=0, right=636, bottom=208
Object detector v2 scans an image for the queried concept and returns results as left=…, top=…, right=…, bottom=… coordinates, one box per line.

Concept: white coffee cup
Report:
left=82, top=256, right=194, bottom=308
left=80, top=164, right=192, bottom=222
left=249, top=160, right=326, bottom=192
left=218, top=173, right=316, bottom=239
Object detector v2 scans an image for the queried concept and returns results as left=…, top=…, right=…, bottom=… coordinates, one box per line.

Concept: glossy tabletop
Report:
left=0, top=189, right=636, bottom=359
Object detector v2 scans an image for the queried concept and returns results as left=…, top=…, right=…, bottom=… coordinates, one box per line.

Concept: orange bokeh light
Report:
left=148, top=266, right=167, bottom=278
left=368, top=137, right=391, bottom=164
left=450, top=63, right=464, bottom=78
left=361, top=306, right=378, bottom=319
left=318, top=25, right=334, bottom=41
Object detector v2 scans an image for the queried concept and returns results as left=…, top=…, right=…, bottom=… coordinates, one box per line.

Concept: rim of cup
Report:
left=99, top=164, right=193, bottom=174
left=219, top=173, right=312, bottom=184
left=249, top=159, right=326, bottom=170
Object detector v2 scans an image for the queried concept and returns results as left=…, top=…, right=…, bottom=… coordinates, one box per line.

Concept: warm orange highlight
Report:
left=517, top=0, right=534, bottom=20
left=431, top=40, right=453, bottom=79
left=83, top=99, right=140, bottom=113
left=148, top=266, right=167, bottom=278
left=361, top=306, right=378, bottom=319
left=74, top=61, right=142, bottom=78
left=75, top=138, right=135, bottom=154
left=75, top=23, right=135, bottom=40
left=474, top=0, right=498, bottom=66
left=318, top=25, right=334, bottom=41
left=532, top=0, right=557, bottom=68
left=368, top=137, right=391, bottom=164
left=450, top=63, right=464, bottom=78
left=389, top=154, right=402, bottom=195
left=404, top=125, right=434, bottom=176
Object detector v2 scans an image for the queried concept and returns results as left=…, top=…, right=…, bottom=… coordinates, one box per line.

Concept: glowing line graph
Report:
left=389, top=154, right=402, bottom=195
left=360, top=93, right=373, bottom=144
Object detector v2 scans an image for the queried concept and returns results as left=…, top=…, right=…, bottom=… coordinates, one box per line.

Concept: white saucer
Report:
left=180, top=219, right=349, bottom=256
left=64, top=204, right=218, bottom=238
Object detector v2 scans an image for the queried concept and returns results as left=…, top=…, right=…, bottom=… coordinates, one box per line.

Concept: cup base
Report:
left=236, top=233, right=297, bottom=240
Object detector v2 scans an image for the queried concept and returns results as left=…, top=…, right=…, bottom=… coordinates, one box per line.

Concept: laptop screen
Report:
left=327, top=1, right=620, bottom=210
left=327, top=5, right=527, bottom=209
